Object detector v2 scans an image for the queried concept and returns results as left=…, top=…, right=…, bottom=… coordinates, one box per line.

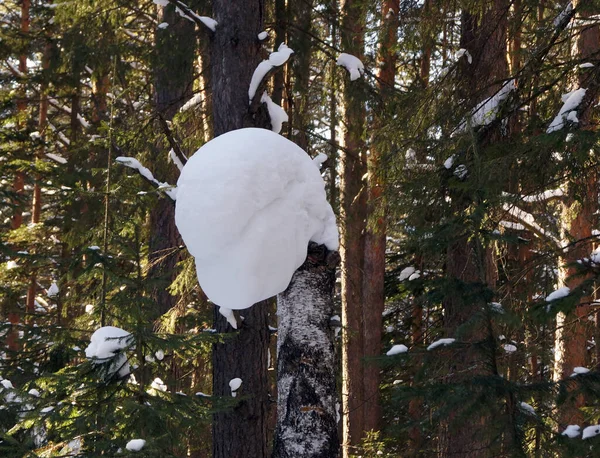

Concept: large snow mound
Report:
left=175, top=128, right=338, bottom=310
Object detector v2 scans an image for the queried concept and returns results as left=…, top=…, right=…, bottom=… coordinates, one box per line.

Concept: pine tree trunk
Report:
left=273, top=243, right=340, bottom=458
left=339, top=1, right=367, bottom=454
left=210, top=2, right=271, bottom=457
left=150, top=1, right=196, bottom=316
left=362, top=0, right=399, bottom=436
left=442, top=1, right=509, bottom=455
left=553, top=0, right=599, bottom=429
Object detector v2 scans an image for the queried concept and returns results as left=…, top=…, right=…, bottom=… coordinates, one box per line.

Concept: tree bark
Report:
left=339, top=1, right=367, bottom=455
left=362, top=0, right=399, bottom=436
left=273, top=243, right=340, bottom=458
left=553, top=4, right=599, bottom=428
left=209, top=2, right=272, bottom=457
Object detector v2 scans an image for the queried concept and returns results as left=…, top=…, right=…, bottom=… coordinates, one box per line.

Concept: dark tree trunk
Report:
left=273, top=243, right=340, bottom=458
left=339, top=1, right=367, bottom=455
left=210, top=2, right=272, bottom=457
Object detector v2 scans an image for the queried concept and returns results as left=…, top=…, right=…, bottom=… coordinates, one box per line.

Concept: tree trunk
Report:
left=150, top=1, right=196, bottom=316
left=273, top=243, right=340, bottom=458
left=339, top=0, right=367, bottom=455
left=442, top=1, right=509, bottom=456
left=210, top=2, right=272, bottom=457
left=362, top=0, right=399, bottom=436
left=553, top=0, right=599, bottom=429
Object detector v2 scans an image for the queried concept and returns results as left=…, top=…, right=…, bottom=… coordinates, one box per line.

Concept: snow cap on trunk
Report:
left=175, top=128, right=338, bottom=310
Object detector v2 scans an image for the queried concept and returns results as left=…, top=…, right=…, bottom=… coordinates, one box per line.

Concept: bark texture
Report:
left=361, top=0, right=399, bottom=435
left=339, top=0, right=367, bottom=453
left=210, top=2, right=271, bottom=457
left=273, top=243, right=340, bottom=458
left=553, top=2, right=599, bottom=427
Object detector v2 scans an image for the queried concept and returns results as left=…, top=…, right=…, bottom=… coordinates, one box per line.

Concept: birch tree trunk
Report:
left=273, top=243, right=340, bottom=458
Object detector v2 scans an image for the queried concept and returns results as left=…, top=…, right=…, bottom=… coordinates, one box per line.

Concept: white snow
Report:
left=6, top=260, right=18, bottom=270
left=455, top=48, right=472, bottom=64
left=1, top=379, right=14, bottom=390
left=88, top=246, right=100, bottom=251
left=408, top=271, right=421, bottom=281
left=553, top=2, right=573, bottom=29
left=258, top=31, right=268, bottom=40
left=155, top=350, right=164, bottom=361
left=547, top=88, right=586, bottom=133
left=579, top=62, right=594, bottom=68
left=261, top=92, right=288, bottom=134
left=153, top=0, right=168, bottom=5
left=591, top=247, right=600, bottom=264
left=546, top=287, right=570, bottom=302
left=40, top=406, right=54, bottom=413
left=229, top=377, right=242, bottom=397
left=168, top=148, right=185, bottom=172
left=503, top=344, right=517, bottom=353
left=463, top=80, right=515, bottom=129
left=218, top=307, right=237, bottom=329
left=248, top=43, right=294, bottom=102
left=522, top=188, right=564, bottom=202
left=115, top=157, right=177, bottom=200
left=386, top=344, right=408, bottom=356
left=47, top=282, right=59, bottom=298
left=336, top=53, right=364, bottom=81
left=582, top=425, right=600, bottom=440
left=570, top=366, right=590, bottom=377
left=125, top=439, right=146, bottom=451
left=562, top=425, right=581, bottom=438
left=85, top=326, right=133, bottom=377
left=85, top=304, right=94, bottom=314
left=149, top=377, right=167, bottom=393
left=454, top=164, right=468, bottom=179
left=427, top=338, right=455, bottom=350
left=46, top=153, right=67, bottom=164
left=180, top=93, right=202, bottom=113
left=28, top=389, right=40, bottom=397
left=175, top=128, right=338, bottom=309
left=443, top=155, right=455, bottom=169
left=157, top=22, right=169, bottom=29
left=519, top=401, right=535, bottom=415
left=398, top=266, right=416, bottom=281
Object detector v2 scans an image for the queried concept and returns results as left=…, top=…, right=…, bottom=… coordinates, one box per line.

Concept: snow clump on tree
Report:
left=175, top=128, right=338, bottom=309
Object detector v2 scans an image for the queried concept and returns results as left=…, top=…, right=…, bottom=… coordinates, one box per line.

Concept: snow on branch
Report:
left=260, top=92, right=288, bottom=134
left=48, top=98, right=90, bottom=129
left=336, top=53, right=364, bottom=81
left=459, top=80, right=515, bottom=131
left=553, top=2, right=573, bottom=29
left=161, top=0, right=217, bottom=31
left=546, top=88, right=587, bottom=133
left=502, top=203, right=561, bottom=248
left=248, top=43, right=294, bottom=104
left=115, top=156, right=177, bottom=200
left=157, top=116, right=188, bottom=168
left=521, top=188, right=564, bottom=203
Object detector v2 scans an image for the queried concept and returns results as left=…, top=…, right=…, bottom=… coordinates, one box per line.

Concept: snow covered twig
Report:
left=115, top=156, right=177, bottom=200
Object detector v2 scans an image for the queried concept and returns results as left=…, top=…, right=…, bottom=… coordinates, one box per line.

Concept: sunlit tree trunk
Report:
left=553, top=3, right=599, bottom=428
left=273, top=243, right=340, bottom=458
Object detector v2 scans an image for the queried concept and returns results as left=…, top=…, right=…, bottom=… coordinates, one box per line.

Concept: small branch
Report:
left=157, top=115, right=188, bottom=167
left=166, top=0, right=217, bottom=32
left=501, top=203, right=561, bottom=249
left=114, top=150, right=177, bottom=201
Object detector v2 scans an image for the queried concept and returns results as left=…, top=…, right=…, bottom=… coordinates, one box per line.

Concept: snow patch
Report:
left=85, top=326, right=133, bottom=377
left=386, top=344, right=408, bottom=356
left=229, top=377, right=242, bottom=397
left=126, top=439, right=146, bottom=451
left=336, top=53, right=364, bottom=81
left=261, top=92, right=288, bottom=134
left=175, top=128, right=338, bottom=309
left=427, top=338, right=455, bottom=351
left=546, top=287, right=570, bottom=302
left=547, top=88, right=586, bottom=133
left=562, top=424, right=580, bottom=438
left=248, top=43, right=294, bottom=102
left=582, top=425, right=600, bottom=440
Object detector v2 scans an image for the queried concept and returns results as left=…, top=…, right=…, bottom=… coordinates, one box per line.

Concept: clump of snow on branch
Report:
left=562, top=425, right=581, bottom=438
left=386, top=344, right=408, bottom=356
left=582, top=425, right=600, bottom=440
left=218, top=307, right=237, bottom=329
left=261, top=92, right=288, bottom=134
left=455, top=48, right=472, bottom=64
left=229, top=378, right=242, bottom=397
left=398, top=266, right=415, bottom=281
left=85, top=326, right=133, bottom=378
left=570, top=366, right=590, bottom=377
left=115, top=156, right=177, bottom=200
left=248, top=43, right=294, bottom=102
left=553, top=2, right=573, bottom=29
left=125, top=439, right=146, bottom=451
left=519, top=402, right=536, bottom=416
left=546, top=88, right=586, bottom=133
left=258, top=31, right=268, bottom=40
left=427, top=338, right=455, bottom=351
left=336, top=53, right=364, bottom=81
left=175, top=128, right=338, bottom=309
left=460, top=80, right=515, bottom=130
left=546, top=286, right=570, bottom=302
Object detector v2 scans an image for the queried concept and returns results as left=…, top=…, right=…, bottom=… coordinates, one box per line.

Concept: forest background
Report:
left=1, top=0, right=600, bottom=456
